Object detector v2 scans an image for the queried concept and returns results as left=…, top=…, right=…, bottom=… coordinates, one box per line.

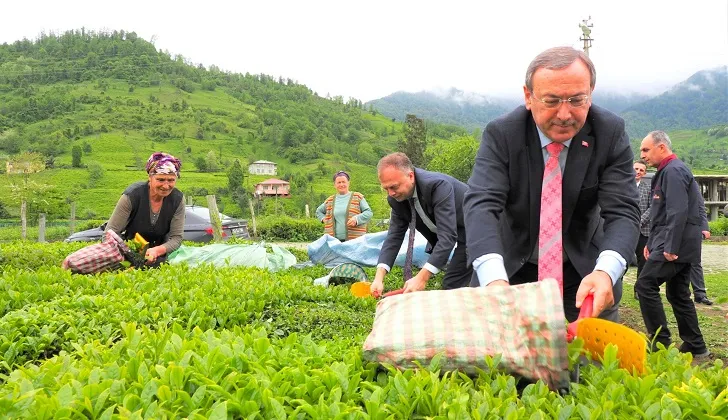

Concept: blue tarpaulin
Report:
left=306, top=231, right=431, bottom=268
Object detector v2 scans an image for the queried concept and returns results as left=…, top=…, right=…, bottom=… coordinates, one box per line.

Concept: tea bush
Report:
left=0, top=241, right=725, bottom=418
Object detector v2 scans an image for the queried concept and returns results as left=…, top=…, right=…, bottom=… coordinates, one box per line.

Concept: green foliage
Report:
left=71, top=145, right=82, bottom=168
left=256, top=215, right=323, bottom=241
left=708, top=216, right=728, bottom=236
left=86, top=161, right=104, bottom=187
left=227, top=159, right=244, bottom=192
left=399, top=114, right=427, bottom=167
left=426, top=135, right=479, bottom=182
left=0, top=241, right=726, bottom=418
left=0, top=201, right=10, bottom=219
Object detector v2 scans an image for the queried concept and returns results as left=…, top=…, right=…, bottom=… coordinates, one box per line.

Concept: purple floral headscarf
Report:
left=146, top=152, right=182, bottom=178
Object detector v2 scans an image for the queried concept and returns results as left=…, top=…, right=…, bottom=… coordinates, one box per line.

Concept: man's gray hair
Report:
left=525, top=46, right=596, bottom=92
left=377, top=152, right=414, bottom=173
left=648, top=130, right=672, bottom=151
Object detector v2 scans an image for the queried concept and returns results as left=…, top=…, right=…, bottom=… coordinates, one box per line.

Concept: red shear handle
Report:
left=382, top=288, right=405, bottom=298
left=566, top=294, right=594, bottom=341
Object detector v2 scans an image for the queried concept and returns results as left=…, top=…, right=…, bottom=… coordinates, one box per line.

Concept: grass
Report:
left=620, top=267, right=728, bottom=361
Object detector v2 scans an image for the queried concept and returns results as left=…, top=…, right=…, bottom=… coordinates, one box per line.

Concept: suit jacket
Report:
left=378, top=168, right=468, bottom=270
left=463, top=105, right=640, bottom=279
left=637, top=179, right=652, bottom=237
left=647, top=158, right=703, bottom=263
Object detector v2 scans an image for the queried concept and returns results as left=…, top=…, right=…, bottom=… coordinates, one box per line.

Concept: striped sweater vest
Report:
left=323, top=192, right=367, bottom=240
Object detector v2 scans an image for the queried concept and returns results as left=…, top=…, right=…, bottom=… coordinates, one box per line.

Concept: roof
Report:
left=256, top=178, right=289, bottom=185
left=250, top=160, right=277, bottom=165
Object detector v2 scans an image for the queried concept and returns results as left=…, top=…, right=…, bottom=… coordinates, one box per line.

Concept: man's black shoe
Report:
left=695, top=297, right=713, bottom=306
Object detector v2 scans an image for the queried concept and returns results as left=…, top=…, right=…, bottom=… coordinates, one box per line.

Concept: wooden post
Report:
left=20, top=200, right=27, bottom=240
left=248, top=198, right=257, bottom=238
left=69, top=201, right=77, bottom=235
left=305, top=204, right=310, bottom=218
left=710, top=180, right=719, bottom=221
left=205, top=195, right=223, bottom=241
left=38, top=213, right=46, bottom=242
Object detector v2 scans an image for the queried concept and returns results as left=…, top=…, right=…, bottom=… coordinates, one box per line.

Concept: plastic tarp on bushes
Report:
left=168, top=243, right=297, bottom=271
left=307, top=231, right=430, bottom=268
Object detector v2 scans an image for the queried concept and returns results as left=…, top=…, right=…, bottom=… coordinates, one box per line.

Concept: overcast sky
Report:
left=2, top=0, right=727, bottom=102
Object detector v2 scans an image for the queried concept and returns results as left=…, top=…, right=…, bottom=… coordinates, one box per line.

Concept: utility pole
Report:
left=579, top=16, right=594, bottom=56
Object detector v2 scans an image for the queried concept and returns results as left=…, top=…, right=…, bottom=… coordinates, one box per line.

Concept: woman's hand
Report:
left=346, top=217, right=357, bottom=227
left=145, top=246, right=165, bottom=264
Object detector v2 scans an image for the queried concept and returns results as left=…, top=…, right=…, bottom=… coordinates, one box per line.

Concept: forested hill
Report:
left=621, top=67, right=728, bottom=139
left=0, top=29, right=464, bottom=165
left=365, top=89, right=512, bottom=131
left=0, top=29, right=466, bottom=219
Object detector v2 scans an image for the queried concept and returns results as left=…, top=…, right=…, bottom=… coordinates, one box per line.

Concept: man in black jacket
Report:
left=636, top=130, right=709, bottom=359
left=371, top=152, right=471, bottom=296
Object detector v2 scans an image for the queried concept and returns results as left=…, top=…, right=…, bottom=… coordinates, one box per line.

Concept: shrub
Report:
left=709, top=216, right=728, bottom=236
left=256, top=215, right=322, bottom=241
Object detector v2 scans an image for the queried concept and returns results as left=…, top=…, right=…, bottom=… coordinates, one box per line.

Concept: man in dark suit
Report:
left=690, top=204, right=714, bottom=306
left=371, top=152, right=471, bottom=296
left=633, top=159, right=651, bottom=300
left=463, top=46, right=640, bottom=322
left=635, top=130, right=709, bottom=358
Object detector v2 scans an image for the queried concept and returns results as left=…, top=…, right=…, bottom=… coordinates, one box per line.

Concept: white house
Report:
left=248, top=160, right=277, bottom=175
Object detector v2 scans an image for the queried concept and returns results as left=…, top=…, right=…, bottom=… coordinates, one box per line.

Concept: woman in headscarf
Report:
left=315, top=170, right=373, bottom=241
left=105, top=152, right=185, bottom=266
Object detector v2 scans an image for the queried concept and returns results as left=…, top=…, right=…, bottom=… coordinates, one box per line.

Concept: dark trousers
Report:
left=635, top=259, right=706, bottom=354
left=689, top=263, right=708, bottom=300
left=635, top=234, right=648, bottom=279
left=491, top=262, right=622, bottom=323
left=441, top=243, right=473, bottom=290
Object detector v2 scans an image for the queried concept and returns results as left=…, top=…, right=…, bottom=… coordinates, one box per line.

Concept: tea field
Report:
left=0, top=241, right=726, bottom=419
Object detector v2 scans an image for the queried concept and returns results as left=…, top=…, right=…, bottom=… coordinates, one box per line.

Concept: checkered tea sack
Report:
left=362, top=279, right=570, bottom=391
left=62, top=230, right=131, bottom=274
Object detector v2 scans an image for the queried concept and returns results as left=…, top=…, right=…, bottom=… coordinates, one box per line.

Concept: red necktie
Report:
left=538, top=142, right=565, bottom=293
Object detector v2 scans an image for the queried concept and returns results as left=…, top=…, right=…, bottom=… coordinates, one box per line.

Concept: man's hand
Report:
left=576, top=271, right=614, bottom=317
left=370, top=278, right=384, bottom=298
left=643, top=246, right=649, bottom=261
left=370, top=267, right=388, bottom=298
left=403, top=270, right=431, bottom=293
left=663, top=252, right=678, bottom=261
left=702, top=230, right=711, bottom=240
left=346, top=217, right=357, bottom=227
left=487, top=280, right=509, bottom=287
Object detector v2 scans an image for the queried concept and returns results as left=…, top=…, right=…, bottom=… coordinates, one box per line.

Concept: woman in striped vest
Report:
left=315, top=171, right=373, bottom=241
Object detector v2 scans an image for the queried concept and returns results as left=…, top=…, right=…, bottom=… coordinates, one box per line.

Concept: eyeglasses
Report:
left=531, top=93, right=590, bottom=108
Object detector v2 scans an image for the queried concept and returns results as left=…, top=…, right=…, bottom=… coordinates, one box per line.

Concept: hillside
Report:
left=368, top=68, right=727, bottom=140
left=621, top=66, right=728, bottom=139
left=366, top=89, right=511, bottom=131
left=630, top=125, right=728, bottom=172
left=0, top=29, right=465, bottom=222
left=367, top=88, right=657, bottom=132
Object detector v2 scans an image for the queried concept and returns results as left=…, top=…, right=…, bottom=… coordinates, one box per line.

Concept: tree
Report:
left=87, top=161, right=105, bottom=187
left=399, top=114, right=427, bottom=167
left=356, top=142, right=377, bottom=166
left=204, top=150, right=219, bottom=172
left=426, top=135, right=479, bottom=182
left=228, top=159, right=245, bottom=192
left=72, top=145, right=83, bottom=167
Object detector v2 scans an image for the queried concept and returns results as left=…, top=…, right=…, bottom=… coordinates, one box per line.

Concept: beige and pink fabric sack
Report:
left=362, top=279, right=570, bottom=391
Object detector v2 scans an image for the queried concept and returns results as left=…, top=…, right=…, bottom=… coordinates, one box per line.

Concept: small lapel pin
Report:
left=581, top=140, right=589, bottom=147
